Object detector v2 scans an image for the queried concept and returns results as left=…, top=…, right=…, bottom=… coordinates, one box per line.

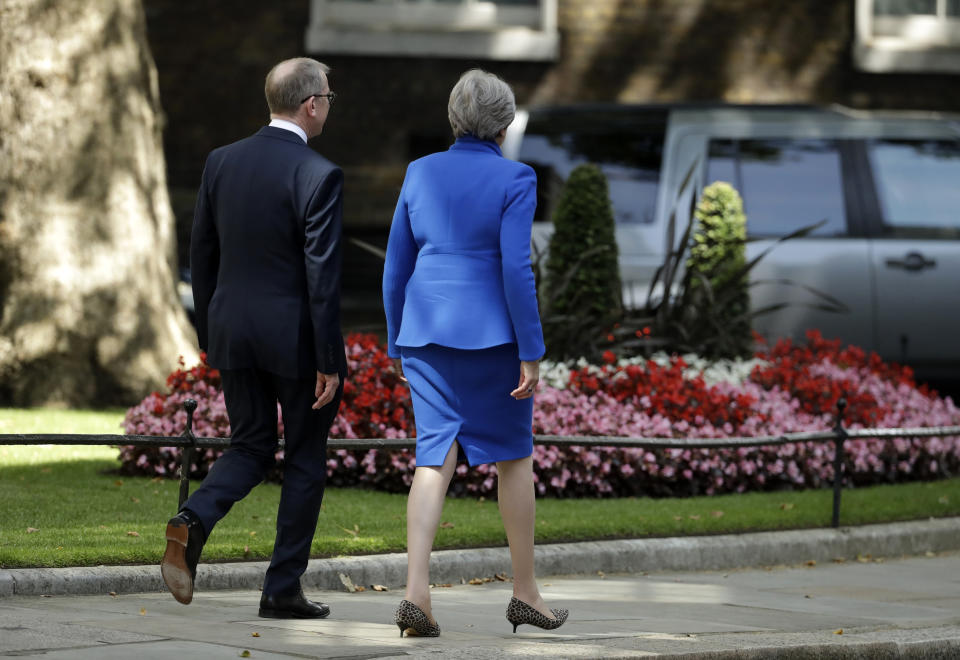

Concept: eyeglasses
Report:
left=300, top=91, right=337, bottom=107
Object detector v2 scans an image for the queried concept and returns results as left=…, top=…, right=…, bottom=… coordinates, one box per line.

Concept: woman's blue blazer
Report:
left=382, top=135, right=545, bottom=362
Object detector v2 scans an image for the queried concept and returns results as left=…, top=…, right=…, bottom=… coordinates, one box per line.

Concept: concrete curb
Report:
left=660, top=639, right=960, bottom=660
left=2, top=517, right=958, bottom=598
left=662, top=638, right=960, bottom=659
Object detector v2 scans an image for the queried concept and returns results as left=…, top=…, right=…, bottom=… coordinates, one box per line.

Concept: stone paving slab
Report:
left=2, top=552, right=959, bottom=659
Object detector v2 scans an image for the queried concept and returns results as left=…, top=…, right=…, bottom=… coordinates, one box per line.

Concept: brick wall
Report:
left=142, top=0, right=960, bottom=307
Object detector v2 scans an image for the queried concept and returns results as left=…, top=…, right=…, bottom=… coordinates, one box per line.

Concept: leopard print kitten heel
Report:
left=395, top=599, right=441, bottom=637
left=505, top=596, right=569, bottom=633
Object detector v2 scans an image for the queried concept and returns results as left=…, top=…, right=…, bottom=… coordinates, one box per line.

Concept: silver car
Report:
left=503, top=105, right=960, bottom=381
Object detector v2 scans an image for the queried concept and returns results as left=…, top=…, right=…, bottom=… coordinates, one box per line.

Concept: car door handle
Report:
left=885, top=252, right=936, bottom=272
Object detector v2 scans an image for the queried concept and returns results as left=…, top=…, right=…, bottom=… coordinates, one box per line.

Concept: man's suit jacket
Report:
left=382, top=135, right=545, bottom=362
left=191, top=126, right=345, bottom=379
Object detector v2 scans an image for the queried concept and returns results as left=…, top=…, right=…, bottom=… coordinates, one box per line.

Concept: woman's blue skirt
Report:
left=400, top=343, right=534, bottom=466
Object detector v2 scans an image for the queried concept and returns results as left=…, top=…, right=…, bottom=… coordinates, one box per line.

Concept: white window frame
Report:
left=855, top=0, right=960, bottom=72
left=305, top=0, right=559, bottom=61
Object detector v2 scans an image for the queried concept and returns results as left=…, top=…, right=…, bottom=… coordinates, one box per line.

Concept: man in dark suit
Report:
left=161, top=57, right=346, bottom=619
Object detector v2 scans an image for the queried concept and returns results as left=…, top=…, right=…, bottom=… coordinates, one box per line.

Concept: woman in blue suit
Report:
left=383, top=70, right=568, bottom=637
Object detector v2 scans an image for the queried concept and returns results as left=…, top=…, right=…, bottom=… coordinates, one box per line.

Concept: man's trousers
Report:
left=182, top=367, right=342, bottom=597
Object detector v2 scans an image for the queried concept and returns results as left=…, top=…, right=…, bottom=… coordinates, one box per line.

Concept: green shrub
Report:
left=542, top=164, right=622, bottom=360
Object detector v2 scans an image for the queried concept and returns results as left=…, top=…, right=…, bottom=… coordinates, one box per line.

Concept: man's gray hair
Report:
left=265, top=58, right=330, bottom=115
left=448, top=69, right=516, bottom=141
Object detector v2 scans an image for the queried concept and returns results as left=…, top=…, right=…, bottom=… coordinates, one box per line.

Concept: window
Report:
left=706, top=139, right=848, bottom=238
left=855, top=0, right=960, bottom=72
left=867, top=138, right=960, bottom=239
left=305, top=0, right=558, bottom=60
left=518, top=118, right=666, bottom=225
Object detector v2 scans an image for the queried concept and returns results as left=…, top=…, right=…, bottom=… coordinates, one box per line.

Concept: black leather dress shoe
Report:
left=160, top=510, right=206, bottom=605
left=259, top=589, right=331, bottom=619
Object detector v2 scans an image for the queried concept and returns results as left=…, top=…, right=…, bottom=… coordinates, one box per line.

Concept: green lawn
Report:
left=1, top=408, right=959, bottom=568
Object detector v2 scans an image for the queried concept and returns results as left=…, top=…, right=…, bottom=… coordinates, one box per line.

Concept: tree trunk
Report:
left=0, top=0, right=198, bottom=406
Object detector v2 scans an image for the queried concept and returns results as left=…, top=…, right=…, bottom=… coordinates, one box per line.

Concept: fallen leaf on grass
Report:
left=130, top=497, right=140, bottom=503
left=711, top=511, right=725, bottom=518
left=688, top=514, right=701, bottom=520
left=114, top=480, right=123, bottom=487
left=249, top=531, right=257, bottom=537
left=673, top=516, right=683, bottom=521
left=938, top=495, right=949, bottom=505
left=371, top=584, right=389, bottom=592
left=26, top=527, right=39, bottom=533
left=341, top=524, right=359, bottom=537
left=140, top=608, right=146, bottom=616
left=779, top=503, right=794, bottom=511
left=40, top=467, right=51, bottom=474
left=439, top=522, right=455, bottom=529
left=126, top=531, right=140, bottom=537
left=150, top=477, right=163, bottom=483
left=243, top=546, right=251, bottom=555
left=99, top=525, right=107, bottom=530
left=251, top=632, right=260, bottom=637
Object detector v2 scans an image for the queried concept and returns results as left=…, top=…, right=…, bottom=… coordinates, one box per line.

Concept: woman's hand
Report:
left=511, top=360, right=539, bottom=400
left=393, top=358, right=407, bottom=382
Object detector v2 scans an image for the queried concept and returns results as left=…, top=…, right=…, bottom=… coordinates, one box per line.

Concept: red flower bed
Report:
left=119, top=330, right=960, bottom=497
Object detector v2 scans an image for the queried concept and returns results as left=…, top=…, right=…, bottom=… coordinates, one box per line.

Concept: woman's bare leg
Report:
left=404, top=441, right=459, bottom=623
left=496, top=454, right=555, bottom=619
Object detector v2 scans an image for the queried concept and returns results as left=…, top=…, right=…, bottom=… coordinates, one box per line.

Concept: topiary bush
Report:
left=542, top=163, right=622, bottom=360
left=683, top=181, right=751, bottom=357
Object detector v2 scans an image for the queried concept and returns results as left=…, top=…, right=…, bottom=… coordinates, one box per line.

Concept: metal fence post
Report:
left=831, top=398, right=848, bottom=528
left=177, top=399, right=198, bottom=509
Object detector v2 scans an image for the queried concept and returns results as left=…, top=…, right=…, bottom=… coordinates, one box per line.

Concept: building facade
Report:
left=143, top=0, right=960, bottom=312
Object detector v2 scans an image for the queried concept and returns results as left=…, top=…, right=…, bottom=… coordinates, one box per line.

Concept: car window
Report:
left=866, top=139, right=960, bottom=239
left=518, top=123, right=665, bottom=225
left=706, top=139, right=848, bottom=238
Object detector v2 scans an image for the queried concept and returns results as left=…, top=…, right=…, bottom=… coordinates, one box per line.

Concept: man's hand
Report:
left=312, top=371, right=340, bottom=409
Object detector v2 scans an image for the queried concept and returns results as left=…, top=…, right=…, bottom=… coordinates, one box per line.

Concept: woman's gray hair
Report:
left=447, top=69, right=516, bottom=141
left=264, top=58, right=330, bottom=115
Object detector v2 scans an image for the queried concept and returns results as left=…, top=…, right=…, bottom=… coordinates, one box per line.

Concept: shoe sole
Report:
left=258, top=608, right=331, bottom=619
left=160, top=520, right=193, bottom=605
